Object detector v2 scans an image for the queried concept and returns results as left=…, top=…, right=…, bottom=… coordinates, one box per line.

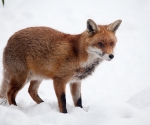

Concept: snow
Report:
left=0, top=0, right=150, bottom=125
left=127, top=87, right=150, bottom=109
left=1, top=101, right=150, bottom=125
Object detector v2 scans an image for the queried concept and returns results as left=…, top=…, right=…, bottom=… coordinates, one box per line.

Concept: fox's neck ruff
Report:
left=80, top=51, right=103, bottom=72
left=75, top=58, right=101, bottom=80
left=69, top=52, right=103, bottom=83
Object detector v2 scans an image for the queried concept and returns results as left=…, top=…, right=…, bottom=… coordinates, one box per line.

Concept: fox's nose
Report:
left=109, top=54, right=114, bottom=59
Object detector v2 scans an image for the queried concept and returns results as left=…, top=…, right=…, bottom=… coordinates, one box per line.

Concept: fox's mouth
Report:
left=95, top=51, right=114, bottom=61
left=87, top=47, right=114, bottom=61
left=87, top=49, right=113, bottom=61
left=93, top=51, right=103, bottom=58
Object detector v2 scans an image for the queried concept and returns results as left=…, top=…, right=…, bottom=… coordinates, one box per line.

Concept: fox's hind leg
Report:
left=7, top=75, right=27, bottom=105
left=28, top=80, right=43, bottom=104
left=70, top=82, right=83, bottom=108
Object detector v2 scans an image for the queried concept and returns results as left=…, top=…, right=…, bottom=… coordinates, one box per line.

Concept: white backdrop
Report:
left=0, top=0, right=150, bottom=125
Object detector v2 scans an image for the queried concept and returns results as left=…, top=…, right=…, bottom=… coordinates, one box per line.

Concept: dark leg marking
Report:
left=60, top=93, right=67, bottom=113
left=8, top=83, right=24, bottom=106
left=36, top=94, right=44, bottom=103
left=76, top=97, right=83, bottom=108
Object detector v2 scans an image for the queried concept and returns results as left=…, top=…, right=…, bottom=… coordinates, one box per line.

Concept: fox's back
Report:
left=3, top=27, right=74, bottom=77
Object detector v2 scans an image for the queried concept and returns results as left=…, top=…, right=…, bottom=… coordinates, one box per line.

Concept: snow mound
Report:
left=0, top=101, right=150, bottom=125
left=127, top=87, right=150, bottom=109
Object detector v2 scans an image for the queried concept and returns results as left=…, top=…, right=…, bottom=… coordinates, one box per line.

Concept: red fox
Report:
left=0, top=19, right=122, bottom=113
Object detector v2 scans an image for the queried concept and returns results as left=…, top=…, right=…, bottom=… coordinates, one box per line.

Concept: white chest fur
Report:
left=69, top=53, right=103, bottom=84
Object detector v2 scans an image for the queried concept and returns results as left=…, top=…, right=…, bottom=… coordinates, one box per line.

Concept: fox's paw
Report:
left=0, top=98, right=9, bottom=106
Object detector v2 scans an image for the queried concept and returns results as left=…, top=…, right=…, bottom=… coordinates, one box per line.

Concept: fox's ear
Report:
left=87, top=19, right=100, bottom=35
left=107, top=20, right=122, bottom=33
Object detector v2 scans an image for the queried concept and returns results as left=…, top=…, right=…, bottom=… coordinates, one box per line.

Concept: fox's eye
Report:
left=98, top=42, right=104, bottom=48
left=110, top=42, right=114, bottom=46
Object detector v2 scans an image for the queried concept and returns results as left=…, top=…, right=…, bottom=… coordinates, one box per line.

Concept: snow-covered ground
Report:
left=0, top=0, right=150, bottom=125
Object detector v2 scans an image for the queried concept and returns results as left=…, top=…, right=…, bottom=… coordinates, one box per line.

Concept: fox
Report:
left=0, top=19, right=122, bottom=113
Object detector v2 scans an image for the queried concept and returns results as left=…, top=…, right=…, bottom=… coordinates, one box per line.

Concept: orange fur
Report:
left=0, top=19, right=122, bottom=113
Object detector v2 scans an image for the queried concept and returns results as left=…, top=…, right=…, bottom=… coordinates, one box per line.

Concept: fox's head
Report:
left=85, top=19, right=122, bottom=61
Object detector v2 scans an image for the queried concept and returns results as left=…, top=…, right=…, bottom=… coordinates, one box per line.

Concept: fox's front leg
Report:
left=53, top=79, right=67, bottom=113
left=70, top=82, right=83, bottom=108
